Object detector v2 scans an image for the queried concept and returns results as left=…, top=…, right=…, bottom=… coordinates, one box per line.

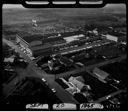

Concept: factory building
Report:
left=15, top=31, right=88, bottom=57
left=15, top=33, right=66, bottom=57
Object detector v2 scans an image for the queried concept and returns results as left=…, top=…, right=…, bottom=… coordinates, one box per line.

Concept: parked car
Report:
left=42, top=78, right=47, bottom=83
left=51, top=88, right=57, bottom=93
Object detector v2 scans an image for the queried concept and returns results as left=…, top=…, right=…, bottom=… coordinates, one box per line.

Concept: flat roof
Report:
left=17, top=33, right=44, bottom=44
left=17, top=31, right=84, bottom=44
left=30, top=43, right=52, bottom=51
left=17, top=32, right=59, bottom=43
left=93, top=67, right=109, bottom=80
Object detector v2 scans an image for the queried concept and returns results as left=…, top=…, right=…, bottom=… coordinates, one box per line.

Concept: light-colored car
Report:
left=106, top=95, right=111, bottom=100
left=42, top=78, right=47, bottom=82
left=51, top=88, right=56, bottom=93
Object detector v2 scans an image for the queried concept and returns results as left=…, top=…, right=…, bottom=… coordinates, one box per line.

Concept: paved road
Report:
left=54, top=54, right=126, bottom=79
left=86, top=54, right=126, bottom=70
left=3, top=38, right=79, bottom=104
left=93, top=89, right=126, bottom=103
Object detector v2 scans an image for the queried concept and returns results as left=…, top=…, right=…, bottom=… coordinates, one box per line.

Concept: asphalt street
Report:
left=3, top=38, right=79, bottom=104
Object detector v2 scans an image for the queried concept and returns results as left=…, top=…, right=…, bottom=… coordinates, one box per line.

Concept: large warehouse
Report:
left=15, top=30, right=86, bottom=57
left=15, top=32, right=66, bottom=57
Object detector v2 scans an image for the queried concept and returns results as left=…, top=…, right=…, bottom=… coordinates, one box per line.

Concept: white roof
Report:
left=64, top=34, right=84, bottom=43
left=4, top=57, right=14, bottom=63
left=69, top=77, right=85, bottom=90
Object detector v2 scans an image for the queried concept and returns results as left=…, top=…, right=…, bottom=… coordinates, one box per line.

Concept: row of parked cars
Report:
left=17, top=44, right=33, bottom=58
left=41, top=78, right=57, bottom=94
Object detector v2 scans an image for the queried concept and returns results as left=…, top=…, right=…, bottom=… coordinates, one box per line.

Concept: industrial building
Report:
left=15, top=33, right=66, bottom=57
left=15, top=31, right=87, bottom=57
left=93, top=67, right=109, bottom=83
